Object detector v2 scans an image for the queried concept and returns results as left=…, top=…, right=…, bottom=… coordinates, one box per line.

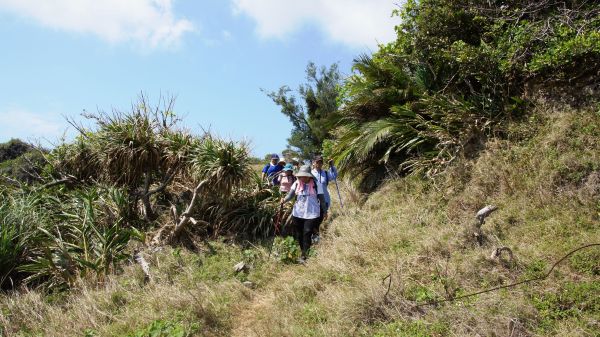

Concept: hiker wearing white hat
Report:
left=280, top=165, right=327, bottom=262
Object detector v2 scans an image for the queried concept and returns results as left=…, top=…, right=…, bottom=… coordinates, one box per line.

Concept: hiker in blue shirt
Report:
left=266, top=158, right=286, bottom=185
left=311, top=155, right=337, bottom=238
left=261, top=154, right=280, bottom=182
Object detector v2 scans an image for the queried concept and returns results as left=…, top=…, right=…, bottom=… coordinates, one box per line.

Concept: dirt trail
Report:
left=230, top=269, right=297, bottom=337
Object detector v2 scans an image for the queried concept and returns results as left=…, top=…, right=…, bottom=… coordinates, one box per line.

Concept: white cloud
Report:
left=232, top=0, right=400, bottom=49
left=0, top=0, right=195, bottom=48
left=0, top=108, right=64, bottom=142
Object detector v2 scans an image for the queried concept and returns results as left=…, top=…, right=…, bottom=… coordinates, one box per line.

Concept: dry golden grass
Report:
left=2, top=104, right=599, bottom=337
left=0, top=242, right=279, bottom=337
left=229, top=104, right=600, bottom=337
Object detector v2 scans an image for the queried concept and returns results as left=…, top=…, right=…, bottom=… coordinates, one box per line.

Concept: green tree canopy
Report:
left=330, top=0, right=600, bottom=192
left=266, top=62, right=342, bottom=158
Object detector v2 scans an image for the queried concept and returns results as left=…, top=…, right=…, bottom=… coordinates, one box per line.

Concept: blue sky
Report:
left=0, top=0, right=399, bottom=157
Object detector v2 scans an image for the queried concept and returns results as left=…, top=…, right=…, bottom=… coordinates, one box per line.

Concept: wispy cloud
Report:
left=232, top=0, right=400, bottom=49
left=0, top=0, right=195, bottom=48
left=0, top=108, right=65, bottom=143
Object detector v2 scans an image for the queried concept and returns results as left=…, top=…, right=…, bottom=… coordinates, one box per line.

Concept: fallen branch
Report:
left=416, top=243, right=600, bottom=307
left=382, top=273, right=392, bottom=304
left=490, top=246, right=514, bottom=262
left=476, top=205, right=498, bottom=228
left=39, top=175, right=78, bottom=189
left=134, top=251, right=151, bottom=283
left=171, top=180, right=208, bottom=240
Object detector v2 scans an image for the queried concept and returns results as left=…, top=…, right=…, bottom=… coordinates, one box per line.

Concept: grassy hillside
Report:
left=230, top=103, right=599, bottom=337
left=2, top=103, right=598, bottom=336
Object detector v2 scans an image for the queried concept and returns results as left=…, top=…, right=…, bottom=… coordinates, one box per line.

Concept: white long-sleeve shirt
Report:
left=284, top=180, right=325, bottom=219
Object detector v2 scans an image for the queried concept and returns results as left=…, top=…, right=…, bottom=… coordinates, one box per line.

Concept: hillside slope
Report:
left=231, top=103, right=600, bottom=337
left=1, top=103, right=599, bottom=336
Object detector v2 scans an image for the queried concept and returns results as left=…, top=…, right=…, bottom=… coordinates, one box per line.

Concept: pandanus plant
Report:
left=169, top=136, right=252, bottom=240
left=18, top=186, right=137, bottom=289
left=62, top=95, right=192, bottom=221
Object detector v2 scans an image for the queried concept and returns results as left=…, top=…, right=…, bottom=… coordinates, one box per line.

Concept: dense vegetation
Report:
left=0, top=139, right=32, bottom=163
left=2, top=103, right=598, bottom=336
left=0, top=139, right=45, bottom=183
left=1, top=0, right=599, bottom=336
left=0, top=97, right=286, bottom=291
left=268, top=0, right=600, bottom=191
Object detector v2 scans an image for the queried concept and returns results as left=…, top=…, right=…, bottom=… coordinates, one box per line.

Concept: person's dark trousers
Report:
left=292, top=216, right=319, bottom=258
left=314, top=202, right=328, bottom=234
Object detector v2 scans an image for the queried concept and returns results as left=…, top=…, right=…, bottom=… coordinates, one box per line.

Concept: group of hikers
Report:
left=261, top=154, right=338, bottom=263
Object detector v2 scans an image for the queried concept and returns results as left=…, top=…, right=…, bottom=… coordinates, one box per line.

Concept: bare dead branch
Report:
left=134, top=251, right=151, bottom=284
left=171, top=180, right=209, bottom=240
left=490, top=246, right=514, bottom=262
left=476, top=205, right=498, bottom=227
left=38, top=175, right=79, bottom=190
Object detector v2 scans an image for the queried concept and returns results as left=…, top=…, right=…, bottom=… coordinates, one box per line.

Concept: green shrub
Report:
left=0, top=139, right=31, bottom=163
left=272, top=236, right=302, bottom=264
left=16, top=186, right=139, bottom=289
left=0, top=191, right=49, bottom=289
left=330, top=0, right=600, bottom=191
left=532, top=281, right=600, bottom=333
left=126, top=319, right=198, bottom=337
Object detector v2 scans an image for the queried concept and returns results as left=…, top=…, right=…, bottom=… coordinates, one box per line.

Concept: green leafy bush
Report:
left=0, top=139, right=31, bottom=163
left=272, top=236, right=302, bottom=264
left=330, top=0, right=600, bottom=191
left=0, top=191, right=50, bottom=289
left=17, top=186, right=139, bottom=289
left=532, top=281, right=600, bottom=333
left=126, top=319, right=198, bottom=337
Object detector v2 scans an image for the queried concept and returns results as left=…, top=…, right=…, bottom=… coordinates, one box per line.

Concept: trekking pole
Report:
left=334, top=179, right=344, bottom=208
left=327, top=159, right=344, bottom=208
left=329, top=160, right=344, bottom=208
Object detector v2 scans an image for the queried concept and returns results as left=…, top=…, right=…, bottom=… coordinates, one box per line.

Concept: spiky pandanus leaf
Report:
left=92, top=110, right=162, bottom=187
left=17, top=186, right=136, bottom=289
left=0, top=191, right=52, bottom=289
left=170, top=137, right=253, bottom=240
left=49, top=137, right=100, bottom=182
left=198, top=178, right=284, bottom=239
left=161, top=130, right=196, bottom=173
left=190, top=137, right=252, bottom=196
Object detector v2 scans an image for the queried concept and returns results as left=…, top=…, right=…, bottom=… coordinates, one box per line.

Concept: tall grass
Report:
left=228, top=104, right=600, bottom=337
left=0, top=190, right=49, bottom=289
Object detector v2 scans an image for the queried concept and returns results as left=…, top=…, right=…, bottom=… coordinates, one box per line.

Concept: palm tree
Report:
left=331, top=51, right=487, bottom=190
left=331, top=53, right=429, bottom=191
